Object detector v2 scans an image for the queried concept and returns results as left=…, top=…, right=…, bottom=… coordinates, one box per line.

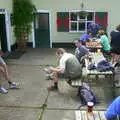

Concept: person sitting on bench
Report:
left=44, top=48, right=82, bottom=91
left=74, top=40, right=90, bottom=64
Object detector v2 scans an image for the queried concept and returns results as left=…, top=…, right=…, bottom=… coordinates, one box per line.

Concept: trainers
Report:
left=0, top=86, right=8, bottom=94
left=9, top=82, right=19, bottom=89
left=43, top=68, right=52, bottom=74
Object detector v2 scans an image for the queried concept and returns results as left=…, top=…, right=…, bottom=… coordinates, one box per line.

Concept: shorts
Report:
left=0, top=56, right=5, bottom=64
left=58, top=72, right=67, bottom=78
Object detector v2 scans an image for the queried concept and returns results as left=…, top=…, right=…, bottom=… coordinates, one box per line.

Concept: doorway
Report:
left=0, top=13, right=8, bottom=52
left=34, top=12, right=51, bottom=48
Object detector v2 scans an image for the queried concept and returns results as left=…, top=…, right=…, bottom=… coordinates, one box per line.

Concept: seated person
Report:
left=105, top=96, right=120, bottom=120
left=74, top=40, right=90, bottom=63
left=88, top=22, right=101, bottom=37
left=110, top=25, right=120, bottom=63
left=44, top=48, right=82, bottom=91
left=110, top=25, right=120, bottom=54
left=80, top=30, right=92, bottom=45
left=0, top=51, right=18, bottom=94
left=97, top=29, right=111, bottom=61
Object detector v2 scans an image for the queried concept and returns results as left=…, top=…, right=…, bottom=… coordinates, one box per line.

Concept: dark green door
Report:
left=34, top=13, right=50, bottom=48
left=0, top=14, right=8, bottom=52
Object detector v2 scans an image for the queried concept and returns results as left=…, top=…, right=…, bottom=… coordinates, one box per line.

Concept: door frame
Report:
left=0, top=9, right=11, bottom=52
left=32, top=10, right=52, bottom=48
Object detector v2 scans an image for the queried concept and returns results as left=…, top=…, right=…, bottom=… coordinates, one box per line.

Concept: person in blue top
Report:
left=105, top=96, right=120, bottom=120
left=88, top=22, right=101, bottom=37
left=80, top=30, right=92, bottom=45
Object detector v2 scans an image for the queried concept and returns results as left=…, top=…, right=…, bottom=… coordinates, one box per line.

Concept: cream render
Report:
left=0, top=0, right=120, bottom=49
left=32, top=0, right=120, bottom=43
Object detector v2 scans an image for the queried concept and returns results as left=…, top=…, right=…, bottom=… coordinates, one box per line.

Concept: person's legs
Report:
left=0, top=64, right=18, bottom=89
left=47, top=71, right=59, bottom=91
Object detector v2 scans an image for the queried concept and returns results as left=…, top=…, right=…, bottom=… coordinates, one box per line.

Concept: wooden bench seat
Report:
left=75, top=110, right=119, bottom=120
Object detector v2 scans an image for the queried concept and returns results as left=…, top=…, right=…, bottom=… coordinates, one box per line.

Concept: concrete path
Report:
left=0, top=48, right=114, bottom=120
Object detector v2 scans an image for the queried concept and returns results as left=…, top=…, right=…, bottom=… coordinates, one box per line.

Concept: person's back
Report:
left=111, top=30, right=120, bottom=54
left=65, top=55, right=82, bottom=79
left=75, top=45, right=89, bottom=62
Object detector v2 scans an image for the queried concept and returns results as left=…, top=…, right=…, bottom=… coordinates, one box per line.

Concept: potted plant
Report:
left=13, top=0, right=36, bottom=52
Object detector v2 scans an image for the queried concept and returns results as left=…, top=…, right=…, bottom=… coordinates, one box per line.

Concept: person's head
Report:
left=56, top=48, right=66, bottom=58
left=98, top=29, right=105, bottom=36
left=87, top=30, right=92, bottom=36
left=116, top=24, right=120, bottom=31
left=74, top=40, right=82, bottom=47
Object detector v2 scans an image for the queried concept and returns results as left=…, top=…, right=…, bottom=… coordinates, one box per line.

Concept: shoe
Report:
left=43, top=68, right=52, bottom=74
left=9, top=82, right=19, bottom=89
left=0, top=86, right=8, bottom=94
left=47, top=85, right=58, bottom=91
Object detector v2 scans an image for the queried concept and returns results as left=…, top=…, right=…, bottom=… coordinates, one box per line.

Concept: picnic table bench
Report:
left=75, top=110, right=107, bottom=120
left=75, top=110, right=120, bottom=120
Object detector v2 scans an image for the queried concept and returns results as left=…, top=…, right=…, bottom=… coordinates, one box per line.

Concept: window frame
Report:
left=69, top=10, right=95, bottom=33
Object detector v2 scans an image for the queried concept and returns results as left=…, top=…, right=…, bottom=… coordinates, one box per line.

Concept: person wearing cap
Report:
left=74, top=40, right=90, bottom=63
left=80, top=30, right=92, bottom=45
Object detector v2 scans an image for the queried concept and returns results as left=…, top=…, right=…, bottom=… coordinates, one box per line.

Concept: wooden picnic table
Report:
left=75, top=110, right=107, bottom=120
left=86, top=42, right=102, bottom=52
left=84, top=53, right=114, bottom=83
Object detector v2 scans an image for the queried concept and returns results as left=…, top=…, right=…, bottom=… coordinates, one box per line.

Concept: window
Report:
left=57, top=11, right=108, bottom=32
left=69, top=11, right=95, bottom=32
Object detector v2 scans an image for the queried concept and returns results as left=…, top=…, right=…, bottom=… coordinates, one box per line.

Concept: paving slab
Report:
left=0, top=48, right=115, bottom=120
left=0, top=65, right=49, bottom=107
left=0, top=107, right=41, bottom=120
left=47, top=81, right=80, bottom=109
left=42, top=110, right=75, bottom=120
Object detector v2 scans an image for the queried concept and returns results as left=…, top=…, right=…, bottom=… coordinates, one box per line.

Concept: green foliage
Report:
left=13, top=0, right=36, bottom=43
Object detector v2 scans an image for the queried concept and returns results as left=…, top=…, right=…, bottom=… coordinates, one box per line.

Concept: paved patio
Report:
left=0, top=48, right=115, bottom=120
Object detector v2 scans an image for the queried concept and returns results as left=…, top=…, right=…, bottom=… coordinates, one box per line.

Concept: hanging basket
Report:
left=78, top=11, right=89, bottom=18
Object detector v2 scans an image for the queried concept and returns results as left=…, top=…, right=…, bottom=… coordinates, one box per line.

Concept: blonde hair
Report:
left=56, top=48, right=66, bottom=55
left=116, top=25, right=120, bottom=31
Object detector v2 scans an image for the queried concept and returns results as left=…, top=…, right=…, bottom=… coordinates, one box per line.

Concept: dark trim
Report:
left=52, top=42, right=75, bottom=48
left=27, top=42, right=33, bottom=47
left=11, top=43, right=17, bottom=51
left=11, top=42, right=33, bottom=51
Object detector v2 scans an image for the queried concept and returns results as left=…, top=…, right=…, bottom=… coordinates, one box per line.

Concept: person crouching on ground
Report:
left=0, top=52, right=18, bottom=94
left=44, top=48, right=82, bottom=91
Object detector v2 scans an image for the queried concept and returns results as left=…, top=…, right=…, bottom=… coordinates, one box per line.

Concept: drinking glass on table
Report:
left=87, top=102, right=94, bottom=113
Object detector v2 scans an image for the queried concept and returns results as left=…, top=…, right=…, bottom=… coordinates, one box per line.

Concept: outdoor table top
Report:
left=86, top=42, right=102, bottom=49
left=85, top=53, right=113, bottom=75
left=75, top=110, right=107, bottom=120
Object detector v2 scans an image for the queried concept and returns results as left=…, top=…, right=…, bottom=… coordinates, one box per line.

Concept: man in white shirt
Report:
left=44, top=48, right=81, bottom=91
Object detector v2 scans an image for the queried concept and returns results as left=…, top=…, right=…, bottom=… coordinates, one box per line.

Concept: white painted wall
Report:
left=32, top=0, right=120, bottom=43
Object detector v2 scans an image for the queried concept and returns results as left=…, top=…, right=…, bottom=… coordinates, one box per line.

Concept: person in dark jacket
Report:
left=110, top=25, right=120, bottom=54
left=110, top=25, right=120, bottom=63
